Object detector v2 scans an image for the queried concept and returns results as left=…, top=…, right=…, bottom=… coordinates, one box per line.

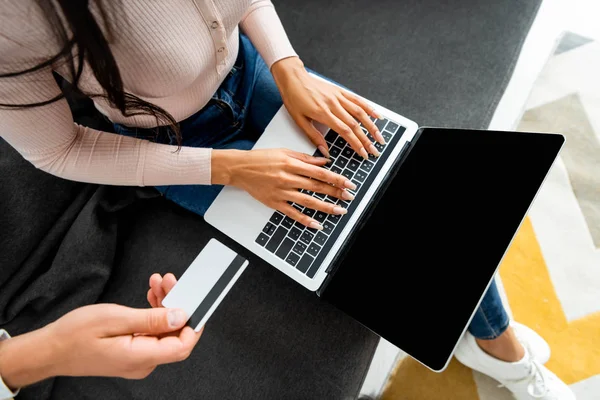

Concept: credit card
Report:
left=162, top=238, right=248, bottom=331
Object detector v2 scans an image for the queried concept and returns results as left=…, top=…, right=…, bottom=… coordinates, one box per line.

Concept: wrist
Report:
left=0, top=326, right=58, bottom=389
left=271, top=56, right=305, bottom=87
left=211, top=149, right=244, bottom=186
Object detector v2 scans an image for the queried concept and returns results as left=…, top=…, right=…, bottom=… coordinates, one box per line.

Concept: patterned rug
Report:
left=381, top=31, right=600, bottom=399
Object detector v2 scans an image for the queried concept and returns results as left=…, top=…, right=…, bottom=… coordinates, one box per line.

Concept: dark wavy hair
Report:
left=0, top=0, right=181, bottom=144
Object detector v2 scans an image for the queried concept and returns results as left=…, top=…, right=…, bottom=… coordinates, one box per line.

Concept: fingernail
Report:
left=342, top=190, right=355, bottom=201
left=333, top=206, right=348, bottom=215
left=318, top=145, right=330, bottom=159
left=309, top=221, right=323, bottom=230
left=359, top=148, right=369, bottom=160
left=368, top=144, right=380, bottom=157
left=344, top=179, right=357, bottom=190
left=168, top=309, right=187, bottom=327
left=375, top=130, right=386, bottom=144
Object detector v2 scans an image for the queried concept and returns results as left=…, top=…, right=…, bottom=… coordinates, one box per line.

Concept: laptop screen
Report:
left=320, top=127, right=564, bottom=371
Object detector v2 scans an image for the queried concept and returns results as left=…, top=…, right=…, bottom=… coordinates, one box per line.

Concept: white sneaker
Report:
left=511, top=321, right=551, bottom=364
left=454, top=328, right=575, bottom=399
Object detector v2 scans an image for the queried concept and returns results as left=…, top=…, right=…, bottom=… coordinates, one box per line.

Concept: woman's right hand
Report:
left=211, top=148, right=357, bottom=228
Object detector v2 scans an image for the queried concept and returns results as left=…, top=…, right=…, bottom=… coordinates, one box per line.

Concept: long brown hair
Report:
left=0, top=0, right=181, bottom=144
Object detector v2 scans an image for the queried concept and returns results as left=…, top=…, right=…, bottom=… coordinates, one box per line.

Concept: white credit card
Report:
left=162, top=238, right=249, bottom=331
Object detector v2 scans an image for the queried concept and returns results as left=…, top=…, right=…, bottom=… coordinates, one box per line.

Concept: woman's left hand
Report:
left=271, top=57, right=386, bottom=160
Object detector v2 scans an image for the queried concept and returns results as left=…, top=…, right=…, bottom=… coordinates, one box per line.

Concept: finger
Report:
left=278, top=201, right=323, bottom=229
left=295, top=116, right=330, bottom=158
left=341, top=90, right=383, bottom=120
left=322, top=109, right=369, bottom=160
left=147, top=289, right=159, bottom=308
left=161, top=273, right=177, bottom=297
left=289, top=189, right=352, bottom=216
left=289, top=158, right=356, bottom=190
left=150, top=275, right=166, bottom=306
left=330, top=102, right=379, bottom=158
left=102, top=306, right=189, bottom=337
left=286, top=150, right=330, bottom=167
left=296, top=177, right=355, bottom=202
left=131, top=326, right=203, bottom=366
left=339, top=95, right=385, bottom=145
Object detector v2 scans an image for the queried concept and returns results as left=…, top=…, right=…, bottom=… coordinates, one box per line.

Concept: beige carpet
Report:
left=381, top=31, right=600, bottom=399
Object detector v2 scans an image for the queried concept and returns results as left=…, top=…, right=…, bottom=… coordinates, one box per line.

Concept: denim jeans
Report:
left=114, top=34, right=510, bottom=340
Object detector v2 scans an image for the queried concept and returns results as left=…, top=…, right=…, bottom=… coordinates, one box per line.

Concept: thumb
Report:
left=102, top=306, right=188, bottom=336
left=296, top=117, right=330, bottom=158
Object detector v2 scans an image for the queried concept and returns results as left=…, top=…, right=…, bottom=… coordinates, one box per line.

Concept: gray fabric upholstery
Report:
left=0, top=0, right=541, bottom=399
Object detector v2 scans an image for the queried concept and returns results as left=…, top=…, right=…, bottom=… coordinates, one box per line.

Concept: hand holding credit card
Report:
left=162, top=239, right=249, bottom=331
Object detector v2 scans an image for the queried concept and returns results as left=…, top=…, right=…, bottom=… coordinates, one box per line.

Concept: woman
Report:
left=0, top=1, right=573, bottom=399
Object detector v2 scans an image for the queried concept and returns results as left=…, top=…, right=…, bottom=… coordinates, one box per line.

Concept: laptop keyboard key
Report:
left=331, top=166, right=342, bottom=175
left=337, top=200, right=349, bottom=209
left=296, top=253, right=314, bottom=274
left=314, top=231, right=328, bottom=246
left=314, top=211, right=327, bottom=223
left=293, top=241, right=307, bottom=255
left=341, top=168, right=353, bottom=180
left=327, top=213, right=341, bottom=224
left=301, top=231, right=314, bottom=244
left=256, top=233, right=269, bottom=247
left=323, top=221, right=334, bottom=235
left=325, top=130, right=337, bottom=143
left=354, top=170, right=367, bottom=183
left=276, top=238, right=294, bottom=259
left=288, top=227, right=302, bottom=241
left=330, top=146, right=341, bottom=158
left=386, top=121, right=399, bottom=133
left=375, top=118, right=388, bottom=132
left=347, top=159, right=360, bottom=172
left=281, top=216, right=294, bottom=229
left=269, top=213, right=283, bottom=225
left=334, top=156, right=348, bottom=169
left=302, top=208, right=316, bottom=218
left=334, top=136, right=346, bottom=148
left=341, top=147, right=354, bottom=159
left=266, top=227, right=287, bottom=253
left=374, top=142, right=385, bottom=153
left=307, top=243, right=321, bottom=257
left=263, top=222, right=276, bottom=236
left=360, top=160, right=374, bottom=172
left=286, top=252, right=300, bottom=267
left=382, top=131, right=392, bottom=142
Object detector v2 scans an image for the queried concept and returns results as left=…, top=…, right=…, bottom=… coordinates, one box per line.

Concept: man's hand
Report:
left=271, top=56, right=385, bottom=159
left=0, top=274, right=200, bottom=389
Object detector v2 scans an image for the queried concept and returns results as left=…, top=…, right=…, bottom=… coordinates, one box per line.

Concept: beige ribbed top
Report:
left=0, top=0, right=296, bottom=186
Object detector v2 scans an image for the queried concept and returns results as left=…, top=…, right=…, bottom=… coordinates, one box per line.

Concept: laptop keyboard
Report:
left=255, top=117, right=406, bottom=278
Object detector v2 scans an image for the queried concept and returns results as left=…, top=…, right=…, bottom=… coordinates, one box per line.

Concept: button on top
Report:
left=211, top=21, right=219, bottom=29
left=217, top=47, right=224, bottom=53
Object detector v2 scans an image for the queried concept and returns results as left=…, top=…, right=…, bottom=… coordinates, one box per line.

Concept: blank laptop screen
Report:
left=320, top=127, right=564, bottom=371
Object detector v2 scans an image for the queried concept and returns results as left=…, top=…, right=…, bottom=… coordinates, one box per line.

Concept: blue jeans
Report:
left=114, top=34, right=510, bottom=340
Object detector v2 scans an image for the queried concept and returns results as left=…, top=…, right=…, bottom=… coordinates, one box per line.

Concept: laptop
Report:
left=204, top=74, right=565, bottom=372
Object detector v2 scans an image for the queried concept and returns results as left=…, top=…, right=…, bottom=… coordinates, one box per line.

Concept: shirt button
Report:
left=211, top=21, right=219, bottom=29
left=217, top=47, right=224, bottom=53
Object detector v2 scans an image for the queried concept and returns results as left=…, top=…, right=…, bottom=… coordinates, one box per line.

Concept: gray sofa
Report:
left=0, top=0, right=542, bottom=399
